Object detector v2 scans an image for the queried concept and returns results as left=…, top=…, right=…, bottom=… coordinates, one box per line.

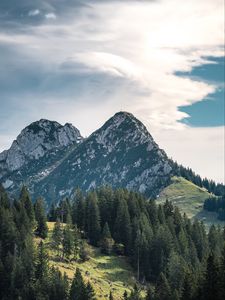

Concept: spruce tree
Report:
left=154, top=273, right=172, bottom=300
left=62, top=221, right=74, bottom=260
left=87, top=192, right=101, bottom=246
left=86, top=281, right=96, bottom=299
left=19, top=185, right=35, bottom=227
left=70, top=268, right=86, bottom=300
left=52, top=219, right=62, bottom=256
left=36, top=241, right=49, bottom=281
left=114, top=197, right=131, bottom=254
left=100, top=222, right=114, bottom=254
left=203, top=253, right=221, bottom=300
left=34, top=198, right=48, bottom=239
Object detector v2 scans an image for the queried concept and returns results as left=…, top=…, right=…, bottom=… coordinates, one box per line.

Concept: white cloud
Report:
left=45, top=13, right=56, bottom=19
left=28, top=9, right=40, bottom=17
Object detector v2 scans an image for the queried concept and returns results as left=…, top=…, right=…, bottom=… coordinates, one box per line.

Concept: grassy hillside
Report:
left=44, top=222, right=137, bottom=300
left=157, top=176, right=225, bottom=228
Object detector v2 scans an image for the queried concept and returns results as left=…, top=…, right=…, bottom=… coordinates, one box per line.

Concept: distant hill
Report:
left=157, top=176, right=225, bottom=228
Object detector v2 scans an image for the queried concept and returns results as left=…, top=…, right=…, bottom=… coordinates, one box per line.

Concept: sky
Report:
left=0, top=0, right=224, bottom=183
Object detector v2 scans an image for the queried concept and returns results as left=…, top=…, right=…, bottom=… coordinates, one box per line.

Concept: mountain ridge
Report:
left=0, top=111, right=223, bottom=205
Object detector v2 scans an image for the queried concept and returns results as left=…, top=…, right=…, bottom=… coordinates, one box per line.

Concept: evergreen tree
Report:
left=72, top=188, right=86, bottom=231
left=62, top=221, right=74, bottom=260
left=52, top=219, right=62, bottom=256
left=86, top=281, right=96, bottom=299
left=203, top=253, right=221, bottom=300
left=87, top=192, right=101, bottom=246
left=19, top=185, right=35, bottom=227
left=70, top=268, right=86, bottom=300
left=48, top=267, right=69, bottom=300
left=100, top=222, right=114, bottom=254
left=154, top=273, right=172, bottom=300
left=34, top=198, right=48, bottom=239
left=36, top=241, right=49, bottom=281
left=114, top=196, right=132, bottom=254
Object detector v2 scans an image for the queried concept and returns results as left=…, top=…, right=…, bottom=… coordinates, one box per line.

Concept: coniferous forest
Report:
left=0, top=184, right=225, bottom=300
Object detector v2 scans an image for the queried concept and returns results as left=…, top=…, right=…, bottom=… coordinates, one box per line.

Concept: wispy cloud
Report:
left=28, top=9, right=40, bottom=17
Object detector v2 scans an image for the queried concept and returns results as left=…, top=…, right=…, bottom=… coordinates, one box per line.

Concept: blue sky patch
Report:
left=178, top=56, right=225, bottom=127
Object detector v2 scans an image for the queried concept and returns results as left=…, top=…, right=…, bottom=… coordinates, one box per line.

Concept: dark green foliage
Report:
left=19, top=185, right=35, bottom=227
left=52, top=219, right=62, bottom=255
left=34, top=197, right=48, bottom=239
left=204, top=196, right=225, bottom=220
left=36, top=241, right=49, bottom=281
left=100, top=222, right=114, bottom=254
left=86, top=281, right=96, bottom=299
left=62, top=222, right=74, bottom=259
left=70, top=268, right=95, bottom=300
left=0, top=185, right=225, bottom=299
left=154, top=273, right=172, bottom=300
left=114, top=193, right=132, bottom=254
left=202, top=253, right=221, bottom=300
left=86, top=192, right=101, bottom=246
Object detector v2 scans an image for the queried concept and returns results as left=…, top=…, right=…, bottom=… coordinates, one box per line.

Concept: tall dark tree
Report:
left=70, top=268, right=86, bottom=300
left=114, top=196, right=132, bottom=254
left=52, top=219, right=62, bottom=256
left=87, top=192, right=101, bottom=246
left=19, top=185, right=35, bottom=227
left=34, top=198, right=48, bottom=239
left=36, top=241, right=49, bottom=281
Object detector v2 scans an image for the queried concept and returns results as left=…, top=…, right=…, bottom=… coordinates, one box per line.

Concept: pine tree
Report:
left=86, top=281, right=96, bottom=299
left=70, top=268, right=86, bottom=300
left=62, top=221, right=74, bottom=260
left=34, top=198, right=48, bottom=239
left=48, top=267, right=69, bottom=300
left=52, top=219, right=62, bottom=256
left=154, top=273, right=172, bottom=300
left=48, top=201, right=57, bottom=222
left=72, top=188, right=86, bottom=230
left=100, top=222, right=114, bottom=255
left=19, top=185, right=35, bottom=227
left=203, top=253, right=221, bottom=300
left=36, top=241, right=49, bottom=281
left=114, top=197, right=131, bottom=254
left=87, top=192, right=101, bottom=246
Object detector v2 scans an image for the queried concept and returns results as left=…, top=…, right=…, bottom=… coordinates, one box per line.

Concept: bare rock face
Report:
left=35, top=112, right=173, bottom=202
left=0, top=112, right=173, bottom=203
left=0, top=119, right=83, bottom=181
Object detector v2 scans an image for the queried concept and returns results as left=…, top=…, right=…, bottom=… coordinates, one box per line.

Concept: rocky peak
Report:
left=0, top=119, right=83, bottom=174
left=92, top=111, right=156, bottom=153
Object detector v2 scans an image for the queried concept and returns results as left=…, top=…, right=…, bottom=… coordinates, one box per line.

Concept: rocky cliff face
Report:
left=34, top=112, right=173, bottom=202
left=0, top=112, right=173, bottom=203
left=0, top=119, right=83, bottom=191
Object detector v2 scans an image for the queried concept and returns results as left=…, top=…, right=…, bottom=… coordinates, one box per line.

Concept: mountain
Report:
left=1, top=112, right=173, bottom=203
left=0, top=119, right=83, bottom=195
left=33, top=112, right=173, bottom=202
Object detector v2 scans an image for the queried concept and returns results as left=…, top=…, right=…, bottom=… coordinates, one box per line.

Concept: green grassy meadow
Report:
left=157, top=176, right=225, bottom=229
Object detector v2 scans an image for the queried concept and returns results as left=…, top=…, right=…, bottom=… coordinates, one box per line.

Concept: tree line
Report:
left=172, top=162, right=225, bottom=196
left=204, top=195, right=225, bottom=220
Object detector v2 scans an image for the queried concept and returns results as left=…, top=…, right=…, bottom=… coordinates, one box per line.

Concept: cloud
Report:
left=28, top=9, right=40, bottom=17
left=0, top=0, right=224, bottom=182
left=45, top=13, right=56, bottom=19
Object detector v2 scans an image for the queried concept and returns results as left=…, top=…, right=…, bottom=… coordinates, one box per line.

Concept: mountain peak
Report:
left=0, top=119, right=83, bottom=175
